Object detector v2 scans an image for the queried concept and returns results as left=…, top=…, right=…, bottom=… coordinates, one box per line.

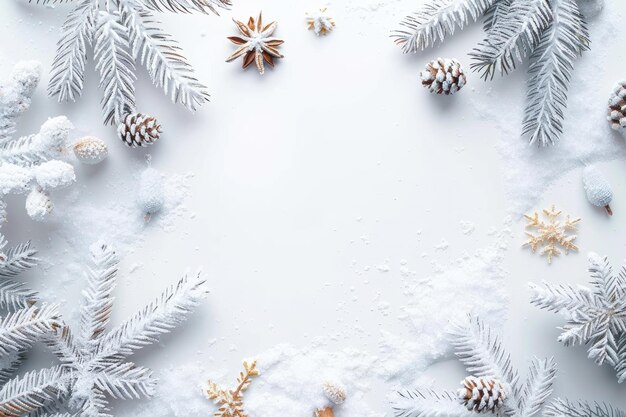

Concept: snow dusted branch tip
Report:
left=0, top=240, right=209, bottom=416
left=0, top=61, right=81, bottom=224
left=33, top=0, right=231, bottom=126
left=391, top=0, right=590, bottom=147
left=393, top=316, right=557, bottom=417
left=546, top=399, right=626, bottom=417
left=530, top=253, right=626, bottom=382
left=0, top=232, right=64, bottom=399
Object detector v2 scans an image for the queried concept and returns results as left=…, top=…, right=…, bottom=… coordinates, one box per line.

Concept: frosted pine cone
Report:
left=459, top=377, right=507, bottom=413
left=118, top=113, right=162, bottom=148
left=323, top=380, right=347, bottom=405
left=421, top=58, right=466, bottom=95
left=608, top=81, right=626, bottom=136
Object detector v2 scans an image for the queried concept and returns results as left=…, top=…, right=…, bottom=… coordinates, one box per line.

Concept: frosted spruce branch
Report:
left=392, top=0, right=497, bottom=53
left=546, top=400, right=626, bottom=417
left=522, top=0, right=589, bottom=146
left=32, top=0, right=230, bottom=126
left=392, top=316, right=557, bottom=417
left=470, top=0, right=552, bottom=79
left=392, top=0, right=590, bottom=146
left=530, top=253, right=626, bottom=382
left=0, top=241, right=209, bottom=416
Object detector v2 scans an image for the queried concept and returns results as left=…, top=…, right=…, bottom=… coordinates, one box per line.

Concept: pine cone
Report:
left=118, top=113, right=162, bottom=148
left=420, top=58, right=466, bottom=95
left=459, top=377, right=507, bottom=413
left=608, top=81, right=626, bottom=136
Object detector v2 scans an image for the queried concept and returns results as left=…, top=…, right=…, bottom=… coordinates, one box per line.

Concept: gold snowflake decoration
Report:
left=523, top=205, right=580, bottom=264
left=207, top=360, right=259, bottom=417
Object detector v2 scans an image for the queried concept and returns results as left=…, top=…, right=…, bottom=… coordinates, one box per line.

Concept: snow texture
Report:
left=201, top=230, right=510, bottom=417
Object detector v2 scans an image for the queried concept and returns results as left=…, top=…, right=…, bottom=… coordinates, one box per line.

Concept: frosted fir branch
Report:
left=522, top=0, right=589, bottom=146
left=529, top=282, right=597, bottom=314
left=78, top=242, right=119, bottom=354
left=517, top=357, right=557, bottom=417
left=12, top=242, right=207, bottom=416
left=531, top=254, right=626, bottom=381
left=449, top=316, right=520, bottom=401
left=28, top=0, right=77, bottom=4
left=392, top=0, right=497, bottom=53
left=394, top=316, right=561, bottom=417
left=94, top=11, right=137, bottom=125
left=119, top=0, right=210, bottom=112
left=48, top=0, right=97, bottom=102
left=97, top=272, right=208, bottom=359
left=614, top=334, right=626, bottom=383
left=0, top=239, right=38, bottom=310
left=31, top=0, right=226, bottom=125
left=470, top=0, right=552, bottom=79
left=0, top=366, right=68, bottom=416
left=0, top=350, right=25, bottom=387
left=546, top=400, right=626, bottom=417
left=588, top=253, right=626, bottom=304
left=0, top=240, right=38, bottom=279
left=0, top=305, right=61, bottom=356
left=141, top=0, right=232, bottom=15
left=0, top=280, right=37, bottom=312
left=483, top=0, right=513, bottom=32
left=94, top=362, right=156, bottom=400
left=393, top=389, right=475, bottom=417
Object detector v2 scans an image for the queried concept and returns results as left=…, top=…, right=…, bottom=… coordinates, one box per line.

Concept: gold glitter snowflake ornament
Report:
left=523, top=205, right=580, bottom=264
left=207, top=360, right=259, bottom=417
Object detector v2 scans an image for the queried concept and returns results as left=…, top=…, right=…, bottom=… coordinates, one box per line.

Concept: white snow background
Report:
left=1, top=0, right=626, bottom=415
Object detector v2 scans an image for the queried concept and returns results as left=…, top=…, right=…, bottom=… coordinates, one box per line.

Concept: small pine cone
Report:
left=118, top=113, right=162, bottom=148
left=608, top=81, right=626, bottom=136
left=322, top=380, right=347, bottom=405
left=459, top=377, right=507, bottom=413
left=420, top=58, right=466, bottom=95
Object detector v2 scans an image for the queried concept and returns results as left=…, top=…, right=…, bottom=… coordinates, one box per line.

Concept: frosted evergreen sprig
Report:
left=31, top=0, right=231, bottom=126
left=0, top=241, right=208, bottom=416
left=470, top=0, right=552, bottom=79
left=0, top=232, right=52, bottom=399
left=392, top=0, right=590, bottom=146
left=0, top=61, right=78, bottom=224
left=0, top=234, right=38, bottom=311
left=392, top=0, right=496, bottom=53
left=530, top=253, right=626, bottom=382
left=546, top=400, right=626, bottom=417
left=522, top=0, right=589, bottom=146
left=392, top=316, right=557, bottom=417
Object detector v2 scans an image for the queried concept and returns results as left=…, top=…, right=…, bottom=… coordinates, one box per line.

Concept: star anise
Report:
left=226, top=12, right=284, bottom=75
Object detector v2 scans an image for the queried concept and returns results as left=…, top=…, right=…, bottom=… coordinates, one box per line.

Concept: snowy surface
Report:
left=2, top=0, right=626, bottom=415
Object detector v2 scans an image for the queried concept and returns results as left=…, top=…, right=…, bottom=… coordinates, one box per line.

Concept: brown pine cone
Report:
left=420, top=58, right=466, bottom=95
left=459, top=377, right=507, bottom=413
left=608, top=81, right=626, bottom=136
left=117, top=113, right=162, bottom=148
